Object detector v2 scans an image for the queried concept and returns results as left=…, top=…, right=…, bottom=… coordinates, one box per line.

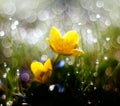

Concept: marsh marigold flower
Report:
left=46, top=27, right=84, bottom=56
left=30, top=59, right=53, bottom=84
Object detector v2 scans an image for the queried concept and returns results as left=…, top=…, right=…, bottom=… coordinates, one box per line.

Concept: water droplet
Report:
left=90, top=82, right=94, bottom=85
left=76, top=71, right=79, bottom=74
left=105, top=19, right=111, bottom=26
left=11, top=24, right=17, bottom=30
left=67, top=73, right=70, bottom=76
left=76, top=63, right=80, bottom=67
left=96, top=1, right=104, bottom=8
left=6, top=100, right=13, bottom=106
left=22, top=102, right=29, bottom=106
left=16, top=72, right=20, bottom=76
left=96, top=59, right=99, bottom=64
left=6, top=67, right=10, bottom=72
left=0, top=31, right=5, bottom=37
left=106, top=37, right=110, bottom=41
left=94, top=86, right=97, bottom=90
left=1, top=94, right=6, bottom=100
left=4, top=62, right=7, bottom=67
left=49, top=84, right=55, bottom=91
left=40, top=55, right=48, bottom=62
left=96, top=14, right=101, bottom=19
left=78, top=22, right=82, bottom=25
left=89, top=14, right=97, bottom=21
left=14, top=20, right=19, bottom=26
left=87, top=29, right=92, bottom=34
left=3, top=73, right=7, bottom=78
left=93, top=38, right=97, bottom=43
left=104, top=56, right=108, bottom=60
left=88, top=100, right=92, bottom=104
left=9, top=17, right=12, bottom=20
left=68, top=60, right=73, bottom=65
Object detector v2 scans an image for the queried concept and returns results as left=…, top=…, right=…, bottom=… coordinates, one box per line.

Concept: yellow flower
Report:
left=30, top=59, right=53, bottom=84
left=46, top=27, right=84, bottom=56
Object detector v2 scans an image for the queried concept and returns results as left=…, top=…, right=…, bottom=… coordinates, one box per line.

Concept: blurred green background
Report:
left=0, top=0, right=120, bottom=106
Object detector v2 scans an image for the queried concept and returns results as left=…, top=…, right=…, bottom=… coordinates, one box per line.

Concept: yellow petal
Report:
left=46, top=39, right=58, bottom=53
left=43, top=59, right=52, bottom=72
left=41, top=70, right=52, bottom=83
left=50, top=27, right=62, bottom=41
left=70, top=49, right=84, bottom=56
left=30, top=61, right=43, bottom=76
left=63, top=31, right=79, bottom=47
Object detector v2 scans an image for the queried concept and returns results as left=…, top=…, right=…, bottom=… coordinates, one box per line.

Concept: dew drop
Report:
left=96, top=1, right=104, bottom=8
left=49, top=84, right=55, bottom=91
left=0, top=31, right=5, bottom=37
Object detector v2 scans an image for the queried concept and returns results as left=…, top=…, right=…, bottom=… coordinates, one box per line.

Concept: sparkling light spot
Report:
left=6, top=67, right=10, bottom=72
left=93, top=38, right=98, bottom=43
left=49, top=84, right=55, bottom=91
left=104, top=56, right=108, bottom=60
left=96, top=14, right=101, bottom=19
left=3, top=73, right=7, bottom=78
left=106, top=37, right=110, bottom=41
left=88, top=100, right=92, bottom=104
left=78, top=22, right=82, bottom=25
left=0, top=31, right=5, bottom=37
left=11, top=24, right=17, bottom=30
left=6, top=100, right=13, bottom=106
left=94, top=86, right=97, bottom=90
left=87, top=29, right=92, bottom=34
left=67, top=73, right=70, bottom=76
left=14, top=20, right=19, bottom=26
left=16, top=71, right=20, bottom=76
left=9, top=17, right=12, bottom=20
left=22, top=103, right=28, bottom=106
left=90, top=82, right=94, bottom=85
left=96, top=59, right=99, bottom=64
left=4, top=62, right=7, bottom=67
left=76, top=71, right=79, bottom=74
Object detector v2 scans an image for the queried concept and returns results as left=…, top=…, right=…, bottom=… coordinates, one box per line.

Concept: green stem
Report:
left=53, top=54, right=61, bottom=65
